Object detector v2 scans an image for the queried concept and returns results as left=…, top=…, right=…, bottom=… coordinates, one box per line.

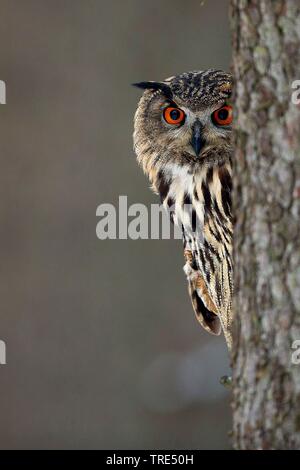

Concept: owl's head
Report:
left=133, top=69, right=233, bottom=176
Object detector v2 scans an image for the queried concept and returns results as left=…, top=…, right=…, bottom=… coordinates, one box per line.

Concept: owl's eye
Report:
left=212, top=105, right=233, bottom=126
left=163, top=107, right=185, bottom=125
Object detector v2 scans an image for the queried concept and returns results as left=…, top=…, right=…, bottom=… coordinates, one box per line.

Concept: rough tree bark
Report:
left=230, top=0, right=300, bottom=449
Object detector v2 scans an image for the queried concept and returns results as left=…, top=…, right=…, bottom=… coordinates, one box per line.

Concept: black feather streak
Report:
left=192, top=291, right=217, bottom=324
left=202, top=181, right=212, bottom=214
left=157, top=171, right=170, bottom=202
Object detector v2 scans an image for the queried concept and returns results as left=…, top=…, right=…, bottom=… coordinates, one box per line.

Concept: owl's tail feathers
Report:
left=188, top=280, right=221, bottom=335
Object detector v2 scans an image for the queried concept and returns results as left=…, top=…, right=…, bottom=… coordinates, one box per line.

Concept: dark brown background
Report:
left=0, top=0, right=231, bottom=449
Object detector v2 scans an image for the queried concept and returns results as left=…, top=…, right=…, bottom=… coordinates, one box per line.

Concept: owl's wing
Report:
left=182, top=224, right=233, bottom=347
left=183, top=237, right=221, bottom=336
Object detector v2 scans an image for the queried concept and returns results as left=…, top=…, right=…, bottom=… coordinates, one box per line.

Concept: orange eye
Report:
left=163, top=107, right=185, bottom=125
left=212, top=105, right=233, bottom=126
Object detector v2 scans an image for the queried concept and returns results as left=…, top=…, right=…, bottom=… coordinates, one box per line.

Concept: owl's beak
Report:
left=191, top=122, right=205, bottom=157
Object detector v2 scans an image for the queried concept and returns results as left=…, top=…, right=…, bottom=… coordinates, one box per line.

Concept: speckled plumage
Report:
left=133, top=69, right=233, bottom=348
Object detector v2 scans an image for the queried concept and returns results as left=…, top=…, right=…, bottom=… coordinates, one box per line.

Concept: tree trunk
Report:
left=230, top=0, right=300, bottom=449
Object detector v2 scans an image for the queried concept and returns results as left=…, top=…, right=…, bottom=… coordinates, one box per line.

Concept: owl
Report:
left=133, top=70, right=233, bottom=348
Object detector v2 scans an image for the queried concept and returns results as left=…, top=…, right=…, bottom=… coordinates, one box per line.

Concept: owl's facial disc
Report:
left=160, top=101, right=232, bottom=158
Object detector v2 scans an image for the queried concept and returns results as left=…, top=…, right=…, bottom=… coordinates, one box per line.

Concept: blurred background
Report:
left=0, top=0, right=232, bottom=449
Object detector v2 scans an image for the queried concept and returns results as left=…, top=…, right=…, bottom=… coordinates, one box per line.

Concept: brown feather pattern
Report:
left=133, top=69, right=233, bottom=348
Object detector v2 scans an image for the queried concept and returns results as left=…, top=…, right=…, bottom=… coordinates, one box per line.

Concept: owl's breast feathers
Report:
left=153, top=160, right=233, bottom=348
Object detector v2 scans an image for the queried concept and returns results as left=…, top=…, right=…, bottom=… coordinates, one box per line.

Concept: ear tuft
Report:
left=132, top=81, right=157, bottom=90
left=132, top=81, right=173, bottom=100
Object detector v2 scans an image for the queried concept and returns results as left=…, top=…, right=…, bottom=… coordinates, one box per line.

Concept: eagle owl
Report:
left=133, top=69, right=233, bottom=348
